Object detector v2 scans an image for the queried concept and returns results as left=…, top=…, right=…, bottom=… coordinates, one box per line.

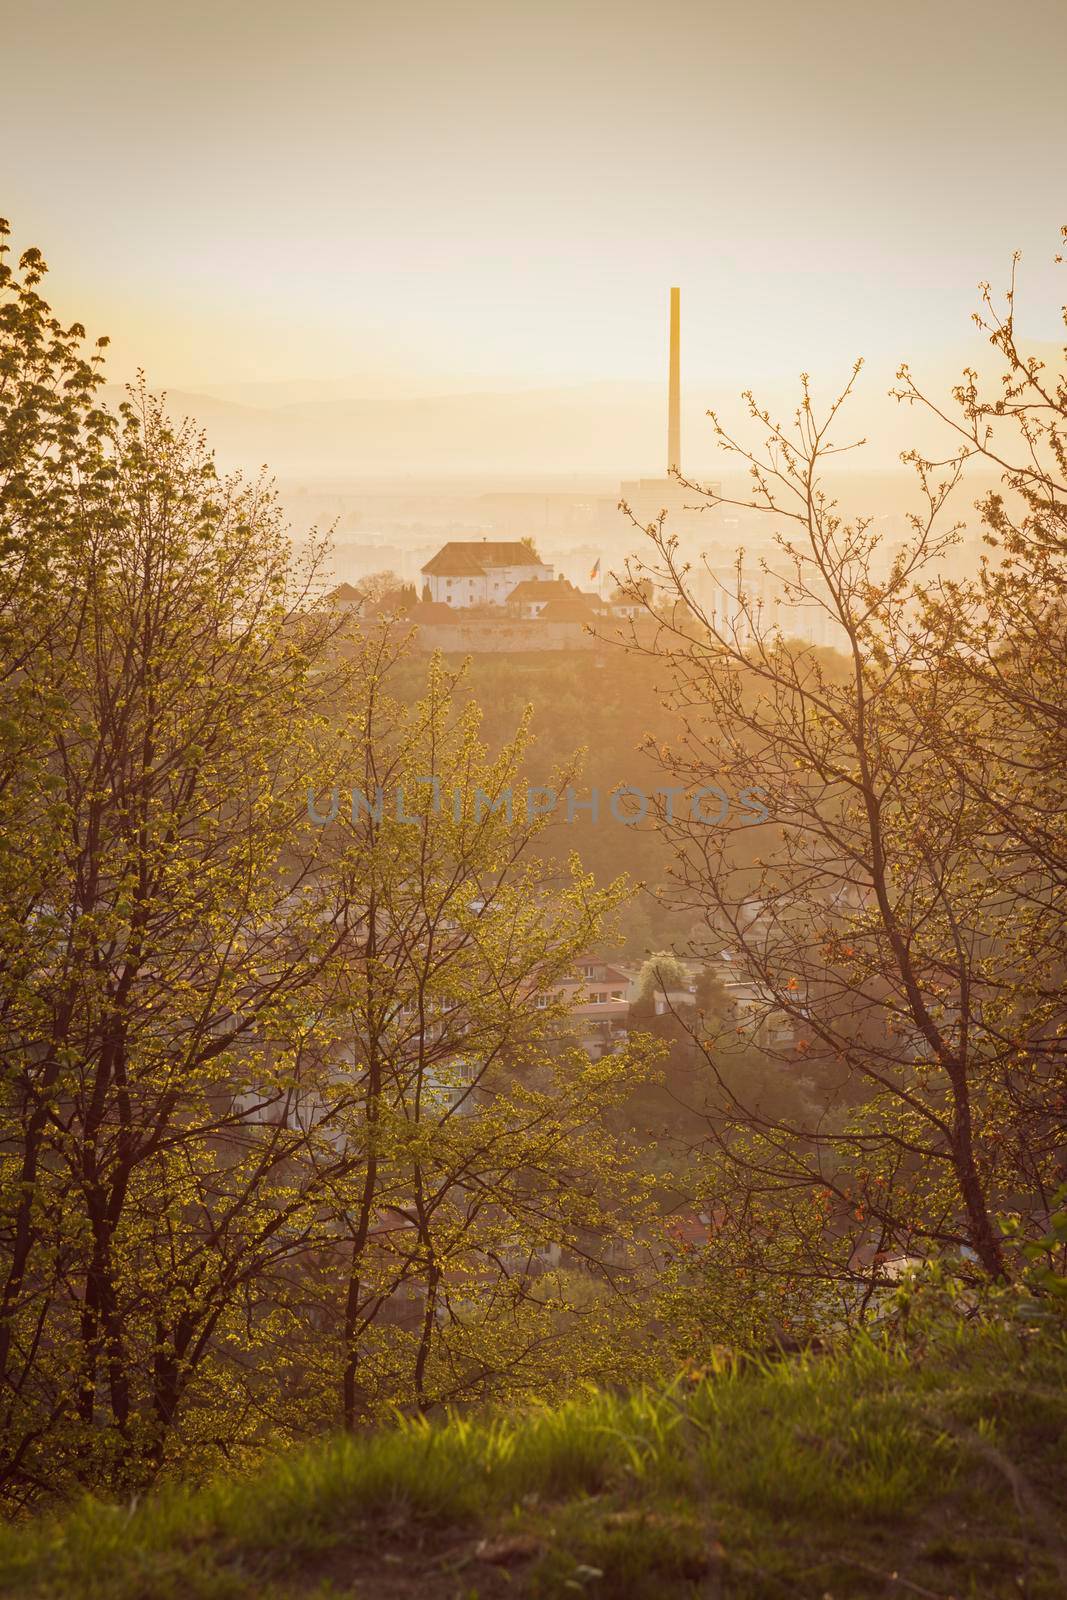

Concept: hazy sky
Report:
left=5, top=0, right=1065, bottom=400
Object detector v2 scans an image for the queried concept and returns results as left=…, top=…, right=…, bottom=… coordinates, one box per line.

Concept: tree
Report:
left=610, top=578, right=654, bottom=605
left=636, top=951, right=688, bottom=1002
left=297, top=648, right=657, bottom=1427
left=354, top=569, right=415, bottom=610
left=0, top=378, right=368, bottom=1499
left=0, top=234, right=659, bottom=1499
left=618, top=244, right=1067, bottom=1303
left=893, top=247, right=1067, bottom=1216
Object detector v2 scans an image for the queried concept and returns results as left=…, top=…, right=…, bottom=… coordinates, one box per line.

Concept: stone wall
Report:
left=413, top=618, right=599, bottom=653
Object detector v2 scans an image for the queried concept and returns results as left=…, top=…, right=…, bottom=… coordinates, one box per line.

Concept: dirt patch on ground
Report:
left=278, top=1526, right=532, bottom=1598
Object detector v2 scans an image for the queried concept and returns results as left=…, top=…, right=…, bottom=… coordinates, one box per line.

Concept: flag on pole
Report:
left=589, top=557, right=601, bottom=582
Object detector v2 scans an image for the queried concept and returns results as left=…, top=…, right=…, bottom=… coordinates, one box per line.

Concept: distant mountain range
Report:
left=101, top=380, right=685, bottom=479
left=101, top=341, right=1056, bottom=482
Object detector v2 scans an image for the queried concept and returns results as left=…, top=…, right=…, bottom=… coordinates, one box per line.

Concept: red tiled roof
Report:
left=561, top=962, right=630, bottom=986
left=507, top=578, right=572, bottom=601
left=421, top=540, right=542, bottom=576
left=421, top=547, right=487, bottom=577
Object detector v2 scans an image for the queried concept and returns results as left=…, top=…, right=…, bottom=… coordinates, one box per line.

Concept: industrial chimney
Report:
left=620, top=285, right=717, bottom=530
left=667, top=286, right=681, bottom=475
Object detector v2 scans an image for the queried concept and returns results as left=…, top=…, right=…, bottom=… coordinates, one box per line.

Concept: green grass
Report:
left=1, top=1327, right=1065, bottom=1598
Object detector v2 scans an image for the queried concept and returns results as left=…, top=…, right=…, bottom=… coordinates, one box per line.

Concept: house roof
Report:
left=421, top=546, right=488, bottom=577
left=372, top=589, right=414, bottom=615
left=327, top=581, right=364, bottom=606
left=507, top=577, right=572, bottom=602
left=539, top=595, right=598, bottom=623
left=421, top=540, right=542, bottom=576
left=574, top=963, right=630, bottom=985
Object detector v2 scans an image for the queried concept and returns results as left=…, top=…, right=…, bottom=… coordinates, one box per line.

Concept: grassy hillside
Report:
left=1, top=1329, right=1064, bottom=1600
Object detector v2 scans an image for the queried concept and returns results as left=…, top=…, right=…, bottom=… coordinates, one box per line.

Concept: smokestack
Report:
left=667, top=286, right=681, bottom=475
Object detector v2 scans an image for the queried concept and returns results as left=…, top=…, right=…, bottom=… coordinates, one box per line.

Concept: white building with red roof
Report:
left=421, top=539, right=553, bottom=608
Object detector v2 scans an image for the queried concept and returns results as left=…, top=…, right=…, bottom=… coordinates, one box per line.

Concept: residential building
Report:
left=420, top=539, right=553, bottom=608
left=505, top=576, right=578, bottom=618
left=548, top=957, right=633, bottom=1057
